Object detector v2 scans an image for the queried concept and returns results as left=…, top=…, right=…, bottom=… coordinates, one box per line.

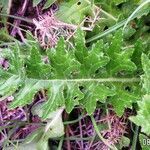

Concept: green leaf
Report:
left=130, top=95, right=150, bottom=135
left=0, top=75, right=22, bottom=97
left=117, top=136, right=130, bottom=149
left=74, top=30, right=88, bottom=63
left=106, top=30, right=137, bottom=75
left=86, top=0, right=150, bottom=43
left=48, top=38, right=81, bottom=79
left=130, top=54, right=150, bottom=134
left=123, top=25, right=136, bottom=39
left=83, top=40, right=110, bottom=77
left=56, top=0, right=94, bottom=24
left=141, top=53, right=150, bottom=94
left=123, top=0, right=150, bottom=30
left=81, top=83, right=116, bottom=114
left=75, top=30, right=110, bottom=77
left=10, top=79, right=49, bottom=108
left=131, top=39, right=144, bottom=72
left=0, top=29, right=141, bottom=120
left=26, top=46, right=51, bottom=79
left=41, top=81, right=65, bottom=119
left=65, top=83, right=84, bottom=113
left=9, top=44, right=25, bottom=75
left=110, top=83, right=140, bottom=116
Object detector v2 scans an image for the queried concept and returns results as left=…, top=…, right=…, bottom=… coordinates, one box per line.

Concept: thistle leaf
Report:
left=0, top=29, right=140, bottom=120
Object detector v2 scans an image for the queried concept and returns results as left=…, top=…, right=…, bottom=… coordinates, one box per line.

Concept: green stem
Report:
left=55, top=136, right=94, bottom=141
left=57, top=136, right=64, bottom=150
left=63, top=113, right=85, bottom=125
left=131, top=125, right=139, bottom=150
left=105, top=103, right=111, bottom=130
left=28, top=77, right=140, bottom=83
left=90, top=116, right=118, bottom=150
left=0, top=13, right=33, bottom=23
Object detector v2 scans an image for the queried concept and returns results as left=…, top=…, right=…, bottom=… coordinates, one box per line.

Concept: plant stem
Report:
left=79, top=119, right=84, bottom=149
left=131, top=125, right=139, bottom=150
left=57, top=136, right=64, bottom=150
left=62, top=136, right=94, bottom=141
left=28, top=77, right=140, bottom=83
left=0, top=13, right=33, bottom=23
left=88, top=134, right=96, bottom=149
left=90, top=115, right=118, bottom=150
left=63, top=113, right=85, bottom=125
left=66, top=125, right=71, bottom=150
left=105, top=104, right=111, bottom=130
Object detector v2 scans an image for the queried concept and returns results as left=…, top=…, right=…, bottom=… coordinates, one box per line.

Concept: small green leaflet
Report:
left=48, top=38, right=81, bottom=79
left=106, top=30, right=137, bottom=75
left=110, top=83, right=141, bottom=116
left=80, top=83, right=116, bottom=114
left=65, top=83, right=84, bottom=113
left=130, top=54, right=150, bottom=135
left=10, top=79, right=49, bottom=109
left=131, top=39, right=144, bottom=72
left=26, top=46, right=51, bottom=79
left=130, top=95, right=150, bottom=135
left=74, top=31, right=110, bottom=77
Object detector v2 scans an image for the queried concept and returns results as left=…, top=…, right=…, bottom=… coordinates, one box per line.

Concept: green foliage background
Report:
left=0, top=0, right=150, bottom=149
